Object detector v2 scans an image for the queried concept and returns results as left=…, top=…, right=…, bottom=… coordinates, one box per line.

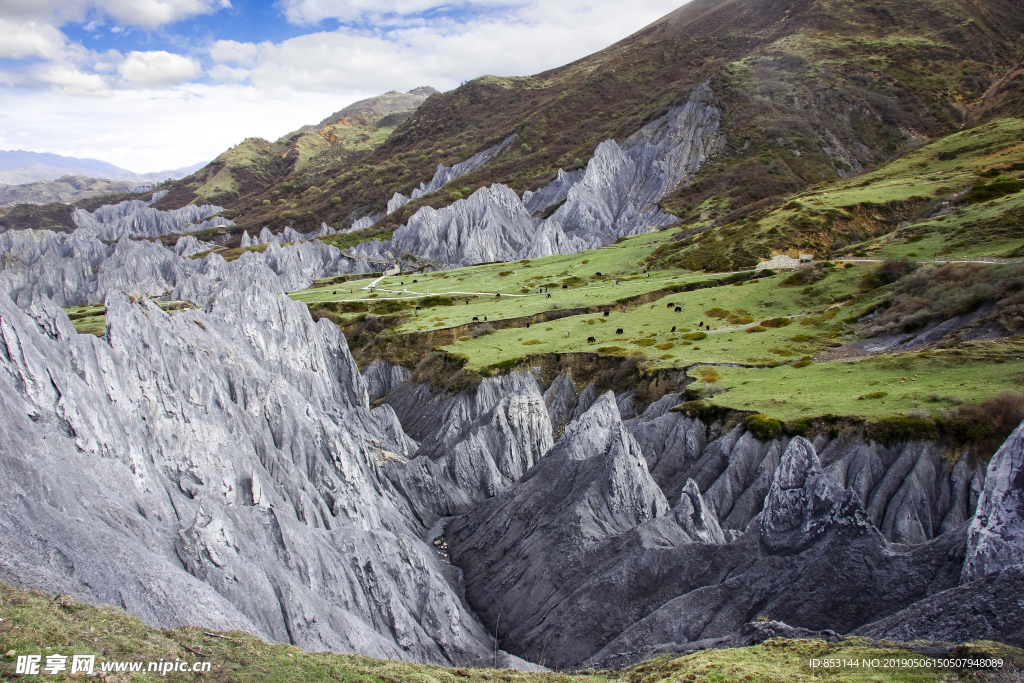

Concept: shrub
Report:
left=374, top=300, right=410, bottom=315
left=705, top=307, right=730, bottom=318
left=330, top=197, right=341, bottom=204
left=470, top=324, right=493, bottom=337
left=697, top=368, right=720, bottom=384
left=744, top=414, right=784, bottom=441
left=597, top=346, right=626, bottom=355
left=936, top=406, right=996, bottom=443
left=858, top=391, right=888, bottom=400
left=340, top=301, right=368, bottom=313
left=746, top=325, right=767, bottom=333
left=522, top=339, right=544, bottom=345
left=418, top=296, right=455, bottom=308
left=780, top=265, right=826, bottom=287
left=636, top=339, right=657, bottom=346
left=964, top=179, right=1024, bottom=204
left=656, top=342, right=674, bottom=350
left=498, top=270, right=514, bottom=276
left=866, top=416, right=938, bottom=446
left=682, top=331, right=707, bottom=340
left=727, top=315, right=754, bottom=324
left=261, top=199, right=272, bottom=205
left=669, top=400, right=734, bottom=424
left=761, top=317, right=792, bottom=328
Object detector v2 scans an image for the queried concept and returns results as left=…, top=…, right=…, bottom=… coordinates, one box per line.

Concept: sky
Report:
left=0, top=0, right=687, bottom=173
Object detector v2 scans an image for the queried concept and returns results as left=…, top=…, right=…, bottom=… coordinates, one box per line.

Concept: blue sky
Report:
left=0, top=0, right=686, bottom=172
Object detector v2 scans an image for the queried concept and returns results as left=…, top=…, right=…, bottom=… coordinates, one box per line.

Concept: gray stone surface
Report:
left=854, top=565, right=1024, bottom=647
left=363, top=359, right=412, bottom=403
left=72, top=197, right=232, bottom=240
left=0, top=281, right=499, bottom=664
left=962, top=420, right=1024, bottom=583
left=385, top=385, right=553, bottom=525
left=446, top=398, right=966, bottom=668
left=542, top=373, right=577, bottom=434
left=0, top=228, right=374, bottom=306
left=354, top=81, right=724, bottom=268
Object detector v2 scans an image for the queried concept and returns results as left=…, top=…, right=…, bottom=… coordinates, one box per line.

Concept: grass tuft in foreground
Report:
left=2, top=583, right=1022, bottom=682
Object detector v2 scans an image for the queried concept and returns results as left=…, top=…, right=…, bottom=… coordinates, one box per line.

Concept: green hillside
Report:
left=144, top=0, right=1024, bottom=240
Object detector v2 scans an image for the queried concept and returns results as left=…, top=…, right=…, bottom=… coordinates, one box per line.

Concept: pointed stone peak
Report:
left=962, top=419, right=1024, bottom=583
left=761, top=436, right=867, bottom=554
left=672, top=479, right=726, bottom=544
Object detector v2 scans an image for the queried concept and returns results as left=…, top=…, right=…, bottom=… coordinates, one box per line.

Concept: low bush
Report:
left=866, top=416, right=938, bottom=446
left=762, top=317, right=792, bottom=328
left=682, top=331, right=708, bottom=340
left=669, top=400, right=735, bottom=425
left=744, top=414, right=784, bottom=440
left=780, top=265, right=827, bottom=287
left=522, top=339, right=544, bottom=345
left=418, top=296, right=455, bottom=308
left=964, top=179, right=1024, bottom=204
left=746, top=325, right=768, bottom=333
left=858, top=391, right=888, bottom=400
left=705, top=307, right=730, bottom=318
left=470, top=324, right=493, bottom=338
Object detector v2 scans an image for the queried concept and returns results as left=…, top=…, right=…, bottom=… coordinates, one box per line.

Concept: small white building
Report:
left=756, top=255, right=802, bottom=271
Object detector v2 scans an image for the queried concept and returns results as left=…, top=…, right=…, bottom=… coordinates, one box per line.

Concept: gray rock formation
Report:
left=363, top=359, right=412, bottom=403
left=854, top=565, right=1024, bottom=647
left=624, top=401, right=985, bottom=545
left=446, top=396, right=966, bottom=668
left=0, top=228, right=373, bottom=306
left=385, top=386, right=553, bottom=525
left=0, top=281, right=502, bottom=664
left=542, top=373, right=577, bottom=433
left=522, top=169, right=585, bottom=215
left=239, top=224, right=340, bottom=248
left=962, top=420, right=1024, bottom=583
left=385, top=135, right=517, bottom=216
left=173, top=235, right=214, bottom=257
left=72, top=196, right=232, bottom=240
left=354, top=81, right=725, bottom=268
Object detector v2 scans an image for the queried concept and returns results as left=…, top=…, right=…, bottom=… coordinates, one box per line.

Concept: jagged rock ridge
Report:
left=0, top=281, right=529, bottom=666
left=353, top=81, right=724, bottom=267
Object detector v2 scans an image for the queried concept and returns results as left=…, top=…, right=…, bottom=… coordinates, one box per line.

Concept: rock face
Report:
left=239, top=224, right=340, bottom=248
left=354, top=81, right=725, bottom=268
left=385, top=386, right=553, bottom=525
left=445, top=398, right=967, bottom=668
left=962, top=420, right=1024, bottom=582
left=72, top=195, right=232, bottom=240
left=761, top=437, right=866, bottom=555
left=624, top=401, right=986, bottom=545
left=854, top=565, right=1024, bottom=647
left=0, top=281, right=499, bottom=664
left=385, top=135, right=517, bottom=216
left=0, top=228, right=374, bottom=306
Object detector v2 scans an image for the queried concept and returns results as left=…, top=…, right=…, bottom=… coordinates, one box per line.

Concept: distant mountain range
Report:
left=0, top=150, right=206, bottom=185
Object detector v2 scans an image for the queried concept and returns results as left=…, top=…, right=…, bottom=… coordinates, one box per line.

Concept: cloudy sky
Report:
left=0, top=0, right=687, bottom=173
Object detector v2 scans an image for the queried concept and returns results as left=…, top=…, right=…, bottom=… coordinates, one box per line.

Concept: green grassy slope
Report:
left=2, top=582, right=1019, bottom=683
left=646, top=116, right=1024, bottom=271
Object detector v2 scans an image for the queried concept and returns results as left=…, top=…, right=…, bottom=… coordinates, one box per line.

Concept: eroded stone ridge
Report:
left=962, top=420, right=1024, bottom=582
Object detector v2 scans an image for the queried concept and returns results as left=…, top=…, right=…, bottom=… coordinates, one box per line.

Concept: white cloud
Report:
left=38, top=64, right=111, bottom=95
left=206, top=0, right=685, bottom=95
left=208, top=39, right=258, bottom=67
left=0, top=18, right=66, bottom=59
left=97, top=0, right=231, bottom=30
left=0, top=0, right=694, bottom=171
left=118, top=50, right=202, bottom=85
